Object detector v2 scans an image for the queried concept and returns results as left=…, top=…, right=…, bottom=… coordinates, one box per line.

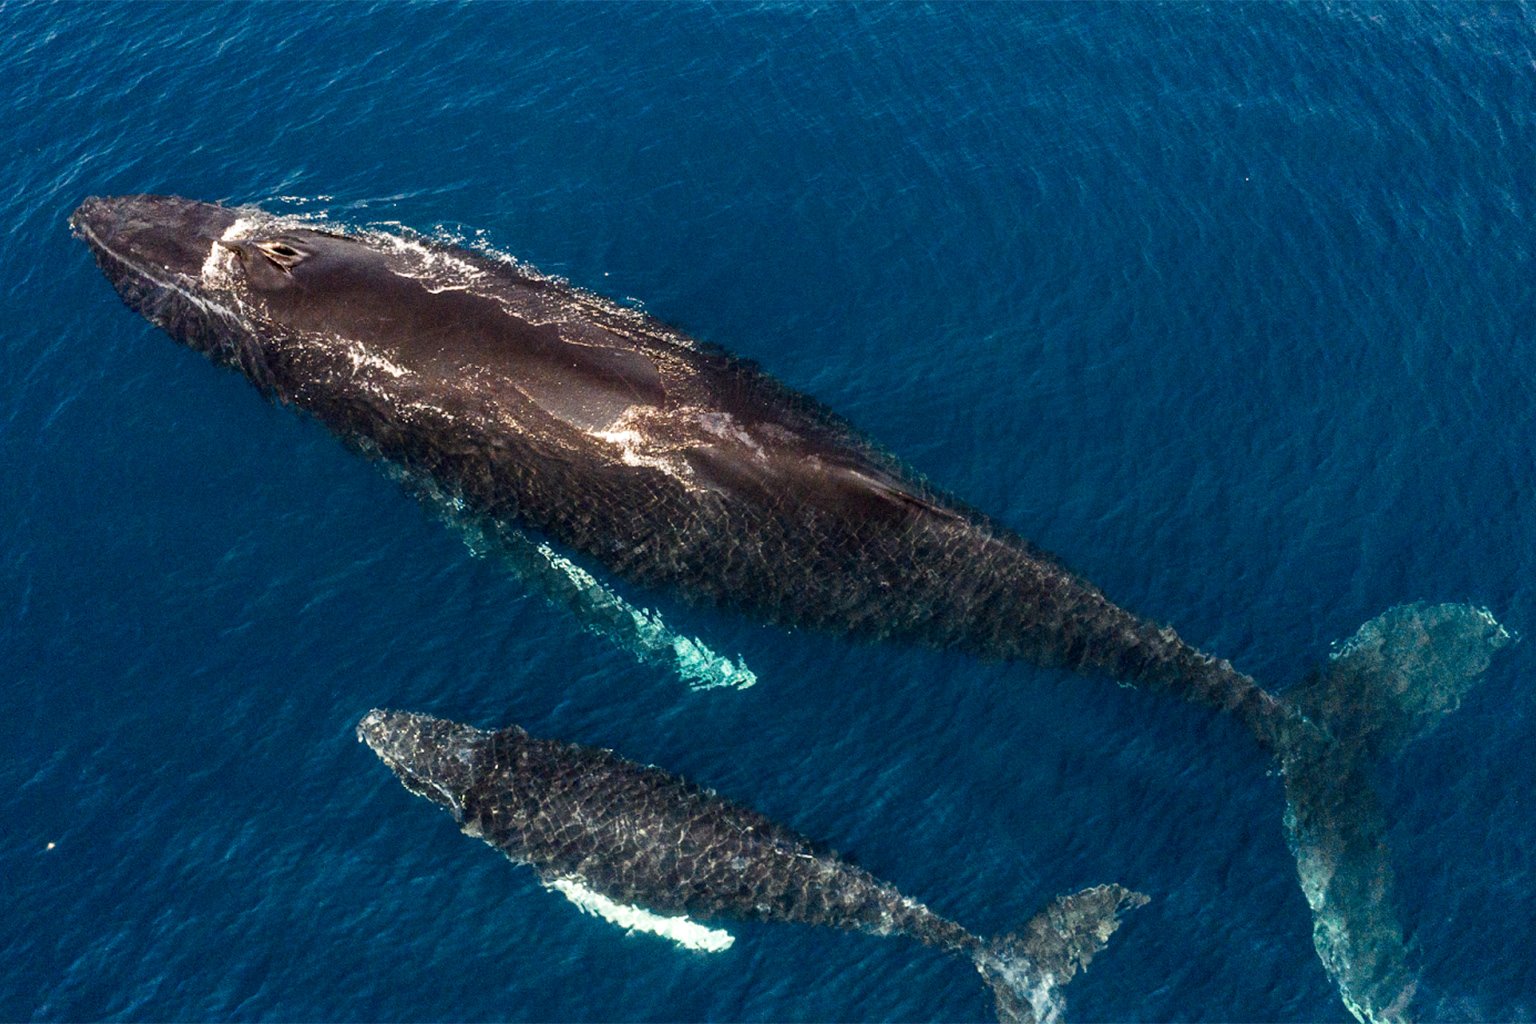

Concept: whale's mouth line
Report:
left=73, top=217, right=248, bottom=326
left=357, top=721, right=467, bottom=820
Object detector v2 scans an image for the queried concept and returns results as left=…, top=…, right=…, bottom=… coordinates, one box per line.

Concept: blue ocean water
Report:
left=3, top=2, right=1534, bottom=1020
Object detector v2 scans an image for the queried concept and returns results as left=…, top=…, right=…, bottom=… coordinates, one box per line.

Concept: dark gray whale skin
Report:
left=68, top=194, right=1290, bottom=748
left=357, top=708, right=1146, bottom=1023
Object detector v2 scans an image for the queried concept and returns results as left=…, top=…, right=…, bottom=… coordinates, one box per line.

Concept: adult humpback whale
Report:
left=72, top=195, right=1511, bottom=1022
left=357, top=708, right=1147, bottom=1024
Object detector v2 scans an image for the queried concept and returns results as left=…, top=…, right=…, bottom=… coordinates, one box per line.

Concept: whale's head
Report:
left=71, top=194, right=240, bottom=286
left=71, top=194, right=280, bottom=378
left=71, top=194, right=396, bottom=389
left=73, top=194, right=428, bottom=372
left=358, top=709, right=493, bottom=821
left=72, top=194, right=238, bottom=276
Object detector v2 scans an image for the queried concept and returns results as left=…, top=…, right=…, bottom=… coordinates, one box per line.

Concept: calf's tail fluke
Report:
left=974, top=883, right=1149, bottom=1024
left=1270, top=602, right=1513, bottom=1023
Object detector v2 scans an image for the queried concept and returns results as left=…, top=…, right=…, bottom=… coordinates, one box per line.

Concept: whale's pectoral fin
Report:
left=1279, top=602, right=1514, bottom=1024
left=379, top=464, right=757, bottom=691
left=544, top=876, right=734, bottom=953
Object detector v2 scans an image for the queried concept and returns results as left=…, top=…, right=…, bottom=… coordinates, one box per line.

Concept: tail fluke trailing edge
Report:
left=975, top=883, right=1149, bottom=1024
left=1276, top=602, right=1514, bottom=1024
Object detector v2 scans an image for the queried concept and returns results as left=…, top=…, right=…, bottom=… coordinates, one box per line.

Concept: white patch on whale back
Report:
left=548, top=877, right=734, bottom=953
left=976, top=957, right=1065, bottom=1024
left=694, top=410, right=765, bottom=458
left=343, top=340, right=410, bottom=379
left=359, top=225, right=494, bottom=294
left=223, top=217, right=260, bottom=239
left=591, top=427, right=689, bottom=478
left=458, top=230, right=701, bottom=347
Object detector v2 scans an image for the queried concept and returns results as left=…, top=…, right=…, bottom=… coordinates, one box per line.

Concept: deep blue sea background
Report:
left=3, top=3, right=1535, bottom=1021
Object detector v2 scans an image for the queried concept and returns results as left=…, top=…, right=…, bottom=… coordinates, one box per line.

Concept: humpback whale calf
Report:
left=72, top=195, right=1512, bottom=1022
left=357, top=708, right=1147, bottom=1023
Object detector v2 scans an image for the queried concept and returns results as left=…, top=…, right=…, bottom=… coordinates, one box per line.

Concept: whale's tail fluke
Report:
left=1273, top=602, right=1513, bottom=1024
left=1292, top=602, right=1511, bottom=763
left=974, top=883, right=1148, bottom=1024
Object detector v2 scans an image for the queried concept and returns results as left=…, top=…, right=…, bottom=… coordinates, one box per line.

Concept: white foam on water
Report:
left=547, top=877, right=734, bottom=953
